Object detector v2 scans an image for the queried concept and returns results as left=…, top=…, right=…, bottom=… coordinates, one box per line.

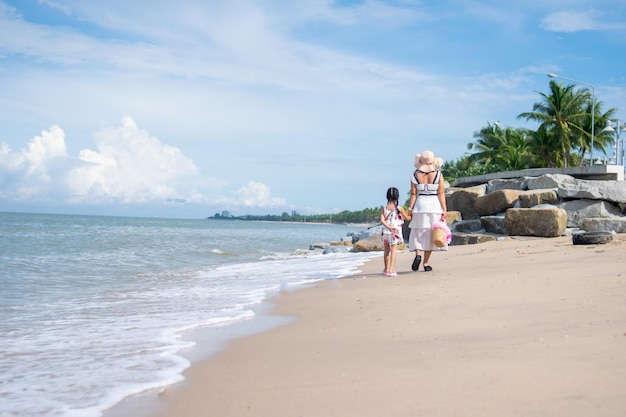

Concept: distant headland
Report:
left=208, top=208, right=380, bottom=224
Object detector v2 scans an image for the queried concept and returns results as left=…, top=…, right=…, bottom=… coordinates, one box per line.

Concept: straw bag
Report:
left=432, top=227, right=447, bottom=248
left=432, top=220, right=451, bottom=248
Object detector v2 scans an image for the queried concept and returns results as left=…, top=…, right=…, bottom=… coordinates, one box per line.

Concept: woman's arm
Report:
left=409, top=182, right=417, bottom=211
left=437, top=174, right=447, bottom=220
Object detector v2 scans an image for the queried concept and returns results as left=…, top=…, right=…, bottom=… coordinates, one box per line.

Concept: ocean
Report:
left=0, top=212, right=378, bottom=417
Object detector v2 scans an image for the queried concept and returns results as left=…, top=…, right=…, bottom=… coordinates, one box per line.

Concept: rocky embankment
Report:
left=314, top=172, right=626, bottom=252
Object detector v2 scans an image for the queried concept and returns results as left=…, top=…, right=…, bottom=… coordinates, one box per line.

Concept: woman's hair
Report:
left=386, top=187, right=400, bottom=204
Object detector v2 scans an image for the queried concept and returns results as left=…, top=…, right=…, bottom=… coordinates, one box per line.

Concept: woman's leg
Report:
left=408, top=227, right=422, bottom=271
left=423, top=250, right=433, bottom=270
left=412, top=249, right=422, bottom=271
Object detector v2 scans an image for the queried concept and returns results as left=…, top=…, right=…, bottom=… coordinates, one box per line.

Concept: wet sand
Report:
left=145, top=235, right=626, bottom=417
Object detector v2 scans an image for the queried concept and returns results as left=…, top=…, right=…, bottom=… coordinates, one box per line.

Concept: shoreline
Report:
left=110, top=235, right=626, bottom=417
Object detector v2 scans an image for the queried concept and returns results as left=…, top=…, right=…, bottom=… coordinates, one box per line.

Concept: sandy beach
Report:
left=139, top=235, right=625, bottom=417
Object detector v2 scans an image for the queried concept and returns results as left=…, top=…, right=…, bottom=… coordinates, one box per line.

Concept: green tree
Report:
left=495, top=127, right=531, bottom=170
left=466, top=123, right=532, bottom=172
left=518, top=81, right=593, bottom=167
left=525, top=128, right=559, bottom=167
left=586, top=102, right=618, bottom=163
left=467, top=123, right=506, bottom=167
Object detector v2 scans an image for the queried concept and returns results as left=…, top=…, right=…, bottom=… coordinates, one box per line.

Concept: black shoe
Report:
left=412, top=255, right=422, bottom=271
left=424, top=265, right=433, bottom=272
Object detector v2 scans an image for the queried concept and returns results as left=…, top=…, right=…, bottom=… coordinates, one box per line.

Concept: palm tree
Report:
left=467, top=123, right=532, bottom=171
left=583, top=102, right=617, bottom=163
left=496, top=127, right=531, bottom=170
left=518, top=80, right=592, bottom=167
left=467, top=123, right=507, bottom=167
left=526, top=128, right=559, bottom=167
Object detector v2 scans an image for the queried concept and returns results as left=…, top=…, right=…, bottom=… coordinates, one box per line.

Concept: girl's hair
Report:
left=386, top=187, right=400, bottom=204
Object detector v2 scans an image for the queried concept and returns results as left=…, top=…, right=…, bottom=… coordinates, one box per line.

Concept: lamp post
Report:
left=602, top=119, right=625, bottom=166
left=547, top=73, right=596, bottom=165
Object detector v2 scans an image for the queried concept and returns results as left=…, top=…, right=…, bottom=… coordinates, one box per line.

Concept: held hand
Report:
left=440, top=213, right=446, bottom=221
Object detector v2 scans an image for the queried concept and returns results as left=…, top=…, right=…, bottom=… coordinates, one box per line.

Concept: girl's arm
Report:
left=380, top=208, right=394, bottom=231
left=398, top=206, right=411, bottom=221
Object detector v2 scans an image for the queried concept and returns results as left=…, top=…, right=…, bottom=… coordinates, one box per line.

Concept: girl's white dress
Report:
left=408, top=170, right=447, bottom=251
left=381, top=207, right=404, bottom=246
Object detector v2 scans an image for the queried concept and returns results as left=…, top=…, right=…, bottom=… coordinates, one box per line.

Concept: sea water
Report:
left=0, top=212, right=378, bottom=417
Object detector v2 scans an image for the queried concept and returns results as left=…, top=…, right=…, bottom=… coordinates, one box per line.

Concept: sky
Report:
left=1, top=0, right=625, bottom=219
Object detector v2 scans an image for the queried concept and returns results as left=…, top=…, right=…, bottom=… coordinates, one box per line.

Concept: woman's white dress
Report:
left=408, top=170, right=447, bottom=251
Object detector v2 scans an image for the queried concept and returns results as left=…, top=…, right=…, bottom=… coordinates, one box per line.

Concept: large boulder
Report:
left=480, top=215, right=507, bottom=234
left=323, top=245, right=353, bottom=254
left=505, top=207, right=568, bottom=237
left=446, top=184, right=486, bottom=220
left=352, top=235, right=384, bottom=252
left=526, top=174, right=575, bottom=190
left=452, top=219, right=483, bottom=233
left=451, top=233, right=499, bottom=245
left=475, top=189, right=522, bottom=216
left=518, top=189, right=559, bottom=208
left=558, top=199, right=623, bottom=228
left=445, top=210, right=463, bottom=224
left=557, top=179, right=626, bottom=204
left=526, top=173, right=626, bottom=204
left=581, top=218, right=626, bottom=233
left=350, top=225, right=383, bottom=243
left=486, top=177, right=529, bottom=192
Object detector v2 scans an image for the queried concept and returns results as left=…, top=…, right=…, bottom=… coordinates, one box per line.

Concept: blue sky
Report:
left=1, top=0, right=625, bottom=218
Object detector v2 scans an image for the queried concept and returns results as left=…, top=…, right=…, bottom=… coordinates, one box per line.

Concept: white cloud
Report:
left=0, top=117, right=287, bottom=211
left=540, top=9, right=625, bottom=32
left=0, top=125, right=69, bottom=200
left=65, top=117, right=202, bottom=204
left=236, top=181, right=287, bottom=207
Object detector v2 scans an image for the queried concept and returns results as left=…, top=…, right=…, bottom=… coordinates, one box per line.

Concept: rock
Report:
left=330, top=240, right=353, bottom=246
left=351, top=225, right=383, bottom=243
left=558, top=199, right=623, bottom=228
left=580, top=218, right=626, bottom=233
left=572, top=231, right=613, bottom=245
left=352, top=235, right=384, bottom=252
left=450, top=233, right=499, bottom=245
left=505, top=207, right=568, bottom=237
left=526, top=174, right=576, bottom=190
left=557, top=178, right=626, bottom=204
left=480, top=215, right=507, bottom=234
left=518, top=189, right=559, bottom=208
left=452, top=219, right=483, bottom=233
left=309, top=242, right=329, bottom=250
left=486, top=177, right=529, bottom=192
left=445, top=211, right=463, bottom=224
left=475, top=189, right=522, bottom=216
left=323, top=245, right=353, bottom=254
left=446, top=184, right=486, bottom=220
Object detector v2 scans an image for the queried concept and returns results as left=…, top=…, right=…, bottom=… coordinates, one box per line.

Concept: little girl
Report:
left=380, top=187, right=411, bottom=277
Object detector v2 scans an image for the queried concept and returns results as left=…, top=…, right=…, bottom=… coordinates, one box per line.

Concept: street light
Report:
left=547, top=73, right=596, bottom=165
left=602, top=119, right=625, bottom=166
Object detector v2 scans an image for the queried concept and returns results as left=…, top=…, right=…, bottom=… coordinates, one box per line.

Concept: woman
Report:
left=408, top=150, right=447, bottom=272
